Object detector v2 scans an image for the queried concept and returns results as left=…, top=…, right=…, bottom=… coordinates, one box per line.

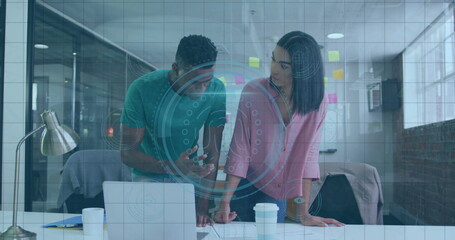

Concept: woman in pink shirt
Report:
left=214, top=31, right=343, bottom=226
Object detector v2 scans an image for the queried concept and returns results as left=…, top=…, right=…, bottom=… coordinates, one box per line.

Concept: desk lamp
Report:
left=0, top=110, right=79, bottom=240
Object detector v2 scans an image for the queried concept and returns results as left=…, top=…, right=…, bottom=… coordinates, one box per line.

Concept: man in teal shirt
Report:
left=120, top=35, right=226, bottom=227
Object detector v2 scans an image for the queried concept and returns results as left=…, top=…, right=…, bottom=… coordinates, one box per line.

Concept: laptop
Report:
left=103, top=181, right=201, bottom=240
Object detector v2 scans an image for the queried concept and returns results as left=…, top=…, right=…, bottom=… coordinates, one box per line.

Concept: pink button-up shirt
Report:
left=224, top=78, right=327, bottom=200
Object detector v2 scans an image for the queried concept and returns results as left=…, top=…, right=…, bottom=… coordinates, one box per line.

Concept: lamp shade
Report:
left=40, top=111, right=79, bottom=156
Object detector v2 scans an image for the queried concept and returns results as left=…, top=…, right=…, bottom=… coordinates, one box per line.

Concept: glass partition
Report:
left=26, top=2, right=155, bottom=212
left=20, top=0, right=455, bottom=227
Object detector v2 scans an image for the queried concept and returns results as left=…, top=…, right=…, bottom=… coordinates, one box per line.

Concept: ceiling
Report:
left=40, top=0, right=452, bottom=77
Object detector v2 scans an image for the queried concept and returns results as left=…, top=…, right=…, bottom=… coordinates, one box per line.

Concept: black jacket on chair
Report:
left=309, top=174, right=363, bottom=224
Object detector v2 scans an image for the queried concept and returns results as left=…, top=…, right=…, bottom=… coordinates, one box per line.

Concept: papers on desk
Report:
left=212, top=223, right=257, bottom=239
left=42, top=216, right=83, bottom=230
left=210, top=223, right=333, bottom=240
left=278, top=226, right=337, bottom=240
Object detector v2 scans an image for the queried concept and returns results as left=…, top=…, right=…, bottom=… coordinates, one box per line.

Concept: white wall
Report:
left=2, top=0, right=29, bottom=211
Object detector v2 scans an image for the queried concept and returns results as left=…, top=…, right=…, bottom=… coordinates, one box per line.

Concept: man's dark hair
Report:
left=276, top=31, right=324, bottom=115
left=176, top=35, right=218, bottom=69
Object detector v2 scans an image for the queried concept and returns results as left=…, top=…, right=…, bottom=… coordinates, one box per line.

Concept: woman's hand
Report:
left=196, top=212, right=214, bottom=227
left=300, top=214, right=344, bottom=227
left=214, top=204, right=237, bottom=224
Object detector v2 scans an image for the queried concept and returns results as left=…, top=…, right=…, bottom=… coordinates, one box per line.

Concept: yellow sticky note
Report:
left=328, top=51, right=340, bottom=62
left=218, top=76, right=227, bottom=86
left=333, top=69, right=344, bottom=80
left=324, top=77, right=329, bottom=87
left=249, top=57, right=260, bottom=68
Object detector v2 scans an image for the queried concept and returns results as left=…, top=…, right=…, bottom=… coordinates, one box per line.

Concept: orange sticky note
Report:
left=249, top=57, right=260, bottom=68
left=328, top=51, right=340, bottom=62
left=333, top=69, right=344, bottom=80
left=218, top=76, right=227, bottom=86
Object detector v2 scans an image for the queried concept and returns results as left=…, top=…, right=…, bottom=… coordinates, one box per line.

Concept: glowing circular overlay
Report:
left=109, top=34, right=325, bottom=203
left=151, top=61, right=289, bottom=200
left=125, top=184, right=164, bottom=223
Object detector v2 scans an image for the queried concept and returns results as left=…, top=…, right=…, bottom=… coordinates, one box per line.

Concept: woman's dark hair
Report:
left=277, top=31, right=324, bottom=115
left=176, top=35, right=218, bottom=69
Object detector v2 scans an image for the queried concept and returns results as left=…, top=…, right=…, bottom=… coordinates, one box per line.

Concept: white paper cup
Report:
left=253, top=203, right=279, bottom=240
left=82, top=207, right=104, bottom=236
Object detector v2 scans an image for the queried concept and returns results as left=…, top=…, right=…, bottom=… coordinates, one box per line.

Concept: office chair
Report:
left=286, top=162, right=384, bottom=225
left=57, top=149, right=132, bottom=214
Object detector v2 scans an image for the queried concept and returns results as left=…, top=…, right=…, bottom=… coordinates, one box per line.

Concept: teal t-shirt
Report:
left=121, top=70, right=226, bottom=178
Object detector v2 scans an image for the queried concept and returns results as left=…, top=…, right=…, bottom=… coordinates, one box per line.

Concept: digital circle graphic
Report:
left=126, top=184, right=164, bottom=223
left=148, top=61, right=291, bottom=200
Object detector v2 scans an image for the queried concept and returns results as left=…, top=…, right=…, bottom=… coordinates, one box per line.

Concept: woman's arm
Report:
left=213, top=174, right=241, bottom=223
left=214, top=85, right=254, bottom=224
left=195, top=125, right=224, bottom=227
left=300, top=179, right=312, bottom=217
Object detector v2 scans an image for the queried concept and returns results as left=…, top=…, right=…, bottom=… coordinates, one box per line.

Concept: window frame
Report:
left=403, top=3, right=455, bottom=129
left=0, top=0, right=7, bottom=207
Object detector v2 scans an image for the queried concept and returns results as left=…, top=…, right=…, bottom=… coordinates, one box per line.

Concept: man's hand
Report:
left=300, top=214, right=344, bottom=227
left=213, top=204, right=237, bottom=224
left=174, top=146, right=214, bottom=178
left=196, top=212, right=215, bottom=227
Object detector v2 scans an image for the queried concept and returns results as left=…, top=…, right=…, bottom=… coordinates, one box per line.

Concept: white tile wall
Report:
left=2, top=0, right=29, bottom=211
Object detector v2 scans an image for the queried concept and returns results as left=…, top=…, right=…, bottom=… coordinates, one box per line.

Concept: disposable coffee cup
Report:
left=82, top=207, right=104, bottom=236
left=253, top=203, right=279, bottom=240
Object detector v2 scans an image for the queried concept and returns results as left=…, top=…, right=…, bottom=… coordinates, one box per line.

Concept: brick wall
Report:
left=392, top=55, right=455, bottom=225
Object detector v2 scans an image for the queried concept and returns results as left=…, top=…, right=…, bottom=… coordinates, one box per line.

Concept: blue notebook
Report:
left=42, top=216, right=83, bottom=229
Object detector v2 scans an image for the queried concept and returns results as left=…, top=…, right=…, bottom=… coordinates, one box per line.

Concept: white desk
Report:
left=1, top=211, right=454, bottom=240
left=210, top=222, right=455, bottom=240
left=0, top=211, right=216, bottom=240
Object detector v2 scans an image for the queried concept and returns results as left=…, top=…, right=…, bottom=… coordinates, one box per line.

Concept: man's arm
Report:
left=195, top=125, right=224, bottom=223
left=120, top=124, right=170, bottom=174
left=121, top=124, right=213, bottom=177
